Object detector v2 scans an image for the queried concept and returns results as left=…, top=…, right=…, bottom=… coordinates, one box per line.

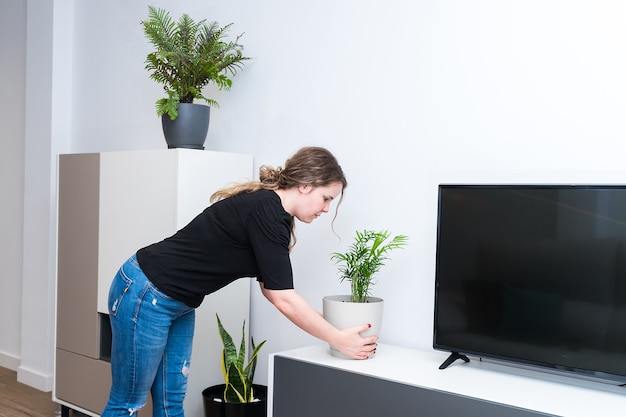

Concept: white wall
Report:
left=4, top=0, right=626, bottom=398
left=0, top=0, right=26, bottom=371
left=0, top=0, right=74, bottom=391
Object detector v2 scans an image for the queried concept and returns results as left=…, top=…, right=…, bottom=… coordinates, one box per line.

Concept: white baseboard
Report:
left=0, top=350, right=20, bottom=370
left=0, top=350, right=54, bottom=392
left=17, top=364, right=53, bottom=392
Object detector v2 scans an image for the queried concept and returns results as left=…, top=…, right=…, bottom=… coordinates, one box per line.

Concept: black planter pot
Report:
left=161, top=103, right=210, bottom=150
left=202, top=384, right=268, bottom=417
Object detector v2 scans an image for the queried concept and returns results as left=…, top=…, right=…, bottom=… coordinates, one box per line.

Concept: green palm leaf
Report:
left=332, top=230, right=408, bottom=302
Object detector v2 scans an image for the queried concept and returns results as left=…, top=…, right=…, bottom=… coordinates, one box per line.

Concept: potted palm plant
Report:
left=202, top=314, right=267, bottom=417
left=142, top=6, right=249, bottom=149
left=323, top=230, right=408, bottom=358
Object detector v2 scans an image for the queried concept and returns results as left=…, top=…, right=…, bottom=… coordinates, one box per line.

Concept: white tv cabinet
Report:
left=269, top=344, right=626, bottom=417
left=54, top=149, right=254, bottom=417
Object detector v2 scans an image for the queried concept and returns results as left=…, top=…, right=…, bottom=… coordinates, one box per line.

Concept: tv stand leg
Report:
left=439, top=351, right=470, bottom=369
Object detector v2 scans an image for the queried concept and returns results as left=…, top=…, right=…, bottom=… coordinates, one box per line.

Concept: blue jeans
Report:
left=101, top=254, right=196, bottom=417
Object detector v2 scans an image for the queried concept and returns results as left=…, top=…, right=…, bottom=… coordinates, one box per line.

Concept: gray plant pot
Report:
left=322, top=295, right=384, bottom=359
left=161, top=103, right=210, bottom=149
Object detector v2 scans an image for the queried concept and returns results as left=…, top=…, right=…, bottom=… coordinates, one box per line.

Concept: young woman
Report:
left=101, top=146, right=378, bottom=417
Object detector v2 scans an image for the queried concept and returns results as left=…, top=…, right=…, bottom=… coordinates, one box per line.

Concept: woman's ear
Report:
left=298, top=184, right=312, bottom=194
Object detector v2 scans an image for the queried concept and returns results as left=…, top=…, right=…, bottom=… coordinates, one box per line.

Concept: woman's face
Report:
left=293, top=182, right=344, bottom=224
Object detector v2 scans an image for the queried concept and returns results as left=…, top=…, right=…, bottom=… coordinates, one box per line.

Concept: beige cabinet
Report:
left=54, top=150, right=254, bottom=417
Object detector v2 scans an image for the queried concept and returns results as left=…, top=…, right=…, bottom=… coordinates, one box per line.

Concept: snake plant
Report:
left=331, top=230, right=408, bottom=303
left=216, top=314, right=266, bottom=403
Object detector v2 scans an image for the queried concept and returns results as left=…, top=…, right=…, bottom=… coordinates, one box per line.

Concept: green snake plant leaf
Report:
left=217, top=314, right=237, bottom=379
left=243, top=336, right=266, bottom=399
left=216, top=314, right=266, bottom=403
left=224, top=361, right=246, bottom=402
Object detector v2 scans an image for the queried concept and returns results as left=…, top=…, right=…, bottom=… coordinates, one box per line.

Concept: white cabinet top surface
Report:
left=272, top=344, right=626, bottom=417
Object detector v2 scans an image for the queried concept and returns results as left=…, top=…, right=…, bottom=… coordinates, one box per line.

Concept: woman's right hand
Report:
left=260, top=286, right=378, bottom=359
left=332, top=324, right=378, bottom=360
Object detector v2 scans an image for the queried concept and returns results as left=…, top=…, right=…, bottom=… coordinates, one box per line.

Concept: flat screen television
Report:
left=434, top=184, right=626, bottom=384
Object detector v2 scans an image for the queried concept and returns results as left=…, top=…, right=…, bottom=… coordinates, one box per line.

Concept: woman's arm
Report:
left=259, top=283, right=378, bottom=360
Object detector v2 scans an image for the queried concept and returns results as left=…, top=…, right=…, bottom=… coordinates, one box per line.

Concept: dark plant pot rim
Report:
left=202, top=383, right=268, bottom=403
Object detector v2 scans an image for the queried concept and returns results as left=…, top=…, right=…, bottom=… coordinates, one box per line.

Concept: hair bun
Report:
left=259, top=165, right=282, bottom=184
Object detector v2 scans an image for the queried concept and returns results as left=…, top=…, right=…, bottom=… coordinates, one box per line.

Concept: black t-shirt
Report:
left=136, top=189, right=294, bottom=307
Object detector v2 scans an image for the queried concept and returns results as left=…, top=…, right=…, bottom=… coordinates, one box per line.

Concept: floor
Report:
left=0, top=366, right=61, bottom=417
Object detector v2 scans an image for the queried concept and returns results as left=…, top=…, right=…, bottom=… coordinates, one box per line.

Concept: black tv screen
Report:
left=434, top=184, right=626, bottom=383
